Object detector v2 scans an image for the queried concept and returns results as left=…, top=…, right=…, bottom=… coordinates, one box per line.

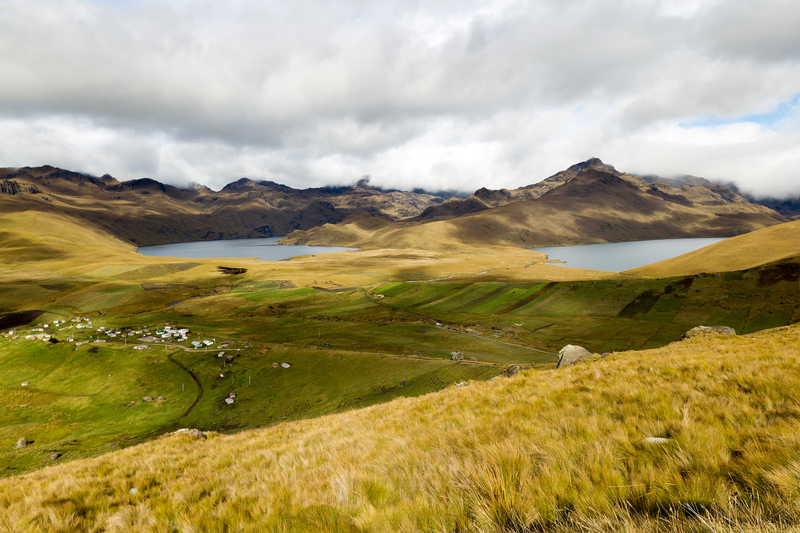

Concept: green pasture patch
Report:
left=340, top=362, right=498, bottom=410
left=117, top=263, right=203, bottom=280
left=97, top=284, right=143, bottom=294
left=468, top=284, right=547, bottom=314
left=374, top=282, right=413, bottom=298
left=62, top=290, right=129, bottom=313
left=742, top=312, right=791, bottom=334
left=387, top=283, right=465, bottom=309
left=84, top=265, right=141, bottom=278
left=230, top=280, right=283, bottom=293
left=239, top=287, right=317, bottom=303
left=0, top=341, right=195, bottom=473
left=172, top=346, right=495, bottom=431
left=421, top=283, right=505, bottom=314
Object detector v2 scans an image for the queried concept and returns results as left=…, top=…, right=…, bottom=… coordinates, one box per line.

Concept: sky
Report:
left=1, top=0, right=799, bottom=197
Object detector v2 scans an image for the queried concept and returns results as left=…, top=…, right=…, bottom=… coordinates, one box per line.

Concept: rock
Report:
left=556, top=344, right=593, bottom=369
left=281, top=362, right=291, bottom=368
left=400, top=380, right=407, bottom=387
left=641, top=437, right=670, bottom=445
left=48, top=453, right=60, bottom=461
left=129, top=488, right=138, bottom=495
left=174, top=428, right=206, bottom=439
left=224, top=398, right=234, bottom=405
left=450, top=351, right=464, bottom=361
left=142, top=396, right=154, bottom=402
left=681, top=326, right=736, bottom=340
left=228, top=392, right=236, bottom=398
left=412, top=351, right=421, bottom=356
left=14, top=438, right=29, bottom=449
left=156, top=396, right=166, bottom=402
left=322, top=341, right=330, bottom=347
left=601, top=352, right=611, bottom=358
left=503, top=365, right=521, bottom=377
left=21, top=382, right=29, bottom=386
left=272, top=362, right=280, bottom=368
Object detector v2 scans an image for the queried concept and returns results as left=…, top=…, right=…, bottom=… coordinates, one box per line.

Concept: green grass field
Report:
left=1, top=253, right=800, bottom=477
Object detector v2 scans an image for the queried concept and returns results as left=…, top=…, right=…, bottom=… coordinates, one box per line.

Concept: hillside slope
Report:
left=283, top=169, right=786, bottom=250
left=2, top=324, right=800, bottom=532
left=625, top=219, right=800, bottom=277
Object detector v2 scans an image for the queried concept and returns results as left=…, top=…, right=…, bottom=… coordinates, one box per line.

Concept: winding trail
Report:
left=167, top=353, right=204, bottom=419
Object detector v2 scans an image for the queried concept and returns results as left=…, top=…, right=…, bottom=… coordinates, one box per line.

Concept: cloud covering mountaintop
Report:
left=1, top=0, right=799, bottom=196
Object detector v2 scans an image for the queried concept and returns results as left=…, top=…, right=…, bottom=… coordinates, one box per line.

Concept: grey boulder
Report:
left=556, top=345, right=593, bottom=369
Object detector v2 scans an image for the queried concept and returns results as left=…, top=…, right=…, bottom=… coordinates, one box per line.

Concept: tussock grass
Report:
left=2, top=325, right=800, bottom=532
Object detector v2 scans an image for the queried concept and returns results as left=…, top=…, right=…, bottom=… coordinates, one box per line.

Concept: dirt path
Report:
left=167, top=353, right=204, bottom=419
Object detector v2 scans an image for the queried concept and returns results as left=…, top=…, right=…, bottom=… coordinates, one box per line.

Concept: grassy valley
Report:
left=1, top=174, right=799, bottom=530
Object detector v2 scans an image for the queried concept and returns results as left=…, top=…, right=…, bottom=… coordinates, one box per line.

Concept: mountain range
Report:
left=0, top=159, right=787, bottom=249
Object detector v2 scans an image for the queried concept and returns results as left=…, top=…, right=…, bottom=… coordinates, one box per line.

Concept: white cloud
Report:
left=0, top=0, right=799, bottom=196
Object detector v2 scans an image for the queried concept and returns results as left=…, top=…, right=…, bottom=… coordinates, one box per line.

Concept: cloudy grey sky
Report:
left=1, top=0, right=799, bottom=196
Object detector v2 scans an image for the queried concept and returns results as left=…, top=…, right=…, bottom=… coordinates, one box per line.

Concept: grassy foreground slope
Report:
left=2, top=325, right=800, bottom=532
left=627, top=220, right=800, bottom=277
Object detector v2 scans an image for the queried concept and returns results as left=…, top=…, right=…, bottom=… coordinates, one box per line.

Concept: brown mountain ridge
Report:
left=282, top=165, right=786, bottom=250
left=0, top=166, right=447, bottom=246
left=0, top=159, right=786, bottom=250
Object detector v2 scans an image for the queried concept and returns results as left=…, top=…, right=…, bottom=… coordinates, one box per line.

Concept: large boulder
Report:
left=682, top=326, right=736, bottom=340
left=503, top=365, right=521, bottom=378
left=450, top=352, right=464, bottom=361
left=14, top=438, right=29, bottom=449
left=557, top=345, right=593, bottom=369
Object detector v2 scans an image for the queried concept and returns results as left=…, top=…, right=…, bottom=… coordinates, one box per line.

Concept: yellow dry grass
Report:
left=627, top=220, right=800, bottom=277
left=2, top=324, right=800, bottom=532
left=0, top=210, right=623, bottom=290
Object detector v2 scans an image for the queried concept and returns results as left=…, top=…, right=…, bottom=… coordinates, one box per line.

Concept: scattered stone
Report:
left=142, top=396, right=154, bottom=402
left=601, top=352, right=611, bottom=358
left=450, top=351, right=464, bottom=361
left=21, top=382, right=28, bottom=386
left=224, top=398, right=235, bottom=405
left=48, top=453, right=60, bottom=461
left=272, top=362, right=280, bottom=368
left=681, top=326, right=736, bottom=340
left=281, top=363, right=291, bottom=368
left=322, top=341, right=330, bottom=347
left=174, top=428, right=206, bottom=439
left=156, top=396, right=166, bottom=402
left=129, top=488, right=138, bottom=495
left=14, top=438, right=29, bottom=449
left=400, top=380, right=407, bottom=387
left=641, top=437, right=671, bottom=445
left=455, top=381, right=468, bottom=387
left=412, top=351, right=421, bottom=356
left=556, top=345, right=593, bottom=369
left=503, top=365, right=521, bottom=377
left=228, top=392, right=236, bottom=398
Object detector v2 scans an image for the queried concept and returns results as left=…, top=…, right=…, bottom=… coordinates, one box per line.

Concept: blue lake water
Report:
left=531, top=238, right=726, bottom=272
left=137, top=237, right=358, bottom=261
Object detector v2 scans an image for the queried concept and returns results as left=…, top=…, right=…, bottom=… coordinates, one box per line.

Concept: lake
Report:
left=531, top=237, right=726, bottom=272
left=137, top=237, right=358, bottom=261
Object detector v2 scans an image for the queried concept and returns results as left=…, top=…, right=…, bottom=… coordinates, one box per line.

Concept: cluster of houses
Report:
left=3, top=319, right=238, bottom=358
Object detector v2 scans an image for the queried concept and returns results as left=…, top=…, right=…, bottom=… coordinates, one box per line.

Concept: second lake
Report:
left=531, top=237, right=726, bottom=272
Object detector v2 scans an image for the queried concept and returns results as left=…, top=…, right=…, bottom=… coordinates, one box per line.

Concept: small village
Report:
left=3, top=317, right=218, bottom=351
